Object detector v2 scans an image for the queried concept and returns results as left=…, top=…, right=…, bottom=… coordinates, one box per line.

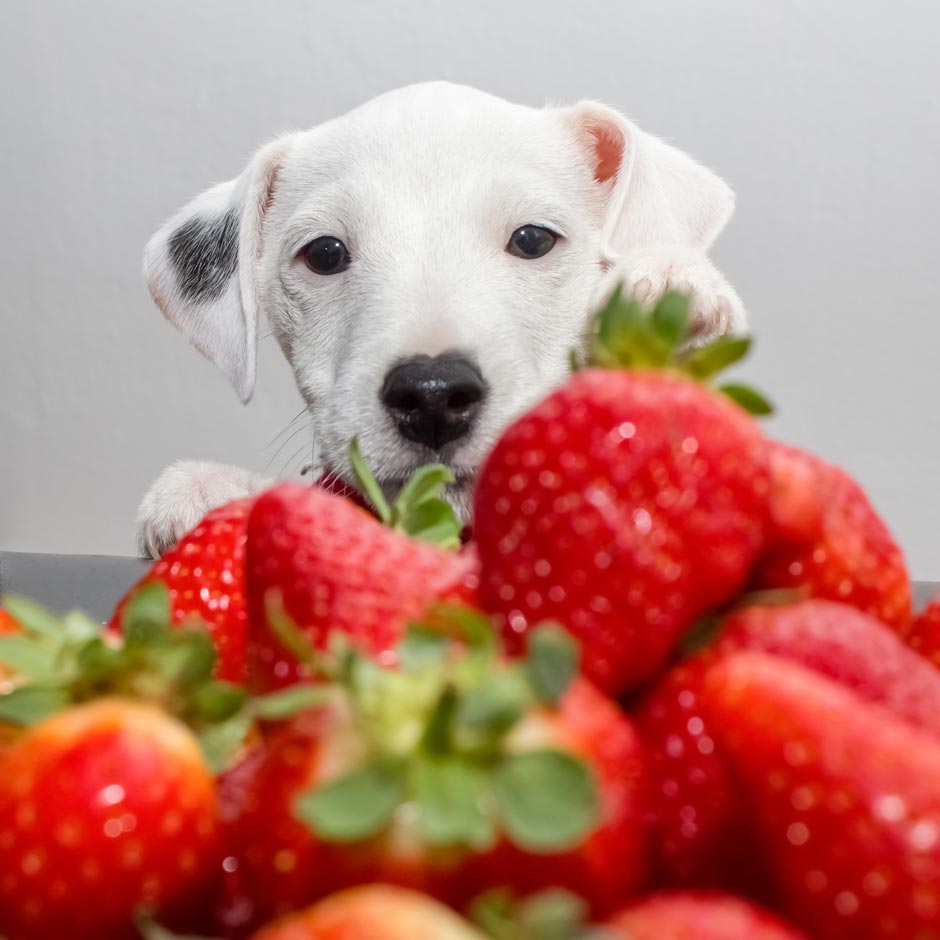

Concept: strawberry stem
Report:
left=0, top=589, right=255, bottom=773
left=290, top=613, right=598, bottom=853
left=348, top=437, right=394, bottom=524
left=347, top=438, right=463, bottom=548
left=589, top=286, right=774, bottom=416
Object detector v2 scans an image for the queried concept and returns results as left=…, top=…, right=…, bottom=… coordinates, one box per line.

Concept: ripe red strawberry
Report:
left=750, top=441, right=911, bottom=632
left=715, top=600, right=940, bottom=733
left=0, top=699, right=221, bottom=939
left=246, top=481, right=479, bottom=691
left=230, top=619, right=647, bottom=926
left=703, top=652, right=940, bottom=939
left=908, top=595, right=940, bottom=669
left=250, top=885, right=487, bottom=940
left=200, top=740, right=278, bottom=939
left=607, top=891, right=809, bottom=940
left=634, top=655, right=763, bottom=892
left=636, top=599, right=940, bottom=889
left=474, top=291, right=771, bottom=694
left=110, top=497, right=254, bottom=682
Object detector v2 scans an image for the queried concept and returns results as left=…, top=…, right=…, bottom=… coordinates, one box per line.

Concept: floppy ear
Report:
left=561, top=101, right=735, bottom=256
left=143, top=136, right=295, bottom=402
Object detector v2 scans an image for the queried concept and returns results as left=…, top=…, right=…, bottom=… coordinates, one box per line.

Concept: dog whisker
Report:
left=264, top=407, right=309, bottom=450
left=278, top=442, right=313, bottom=481
left=263, top=422, right=312, bottom=477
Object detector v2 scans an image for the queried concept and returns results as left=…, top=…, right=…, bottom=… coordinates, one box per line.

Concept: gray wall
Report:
left=1, top=1, right=937, bottom=579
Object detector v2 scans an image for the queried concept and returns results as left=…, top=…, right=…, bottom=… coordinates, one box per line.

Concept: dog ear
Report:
left=561, top=101, right=734, bottom=256
left=143, top=136, right=295, bottom=402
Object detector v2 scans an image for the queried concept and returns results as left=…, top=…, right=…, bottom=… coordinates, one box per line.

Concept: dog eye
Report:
left=506, top=225, right=558, bottom=259
left=301, top=236, right=350, bottom=275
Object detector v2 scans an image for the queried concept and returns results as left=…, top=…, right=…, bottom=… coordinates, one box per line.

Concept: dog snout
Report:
left=381, top=354, right=486, bottom=450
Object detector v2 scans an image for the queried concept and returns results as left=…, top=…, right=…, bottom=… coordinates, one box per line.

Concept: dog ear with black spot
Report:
left=143, top=136, right=295, bottom=402
left=561, top=101, right=735, bottom=257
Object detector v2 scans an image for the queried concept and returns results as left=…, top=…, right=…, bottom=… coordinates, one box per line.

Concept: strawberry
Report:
left=908, top=595, right=940, bottom=669
left=110, top=497, right=254, bottom=682
left=703, top=652, right=940, bottom=939
left=606, top=891, right=809, bottom=940
left=634, top=655, right=765, bottom=893
left=473, top=291, right=771, bottom=695
left=637, top=599, right=940, bottom=889
left=250, top=885, right=487, bottom=940
left=229, top=614, right=647, bottom=926
left=750, top=441, right=912, bottom=632
left=713, top=600, right=940, bottom=734
left=0, top=589, right=265, bottom=938
left=245, top=455, right=480, bottom=691
left=0, top=698, right=221, bottom=939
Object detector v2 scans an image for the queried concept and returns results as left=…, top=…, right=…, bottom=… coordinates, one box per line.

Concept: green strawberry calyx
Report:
left=588, top=286, right=773, bottom=416
left=0, top=587, right=301, bottom=772
left=263, top=592, right=600, bottom=855
left=471, top=888, right=597, bottom=940
left=348, top=437, right=463, bottom=549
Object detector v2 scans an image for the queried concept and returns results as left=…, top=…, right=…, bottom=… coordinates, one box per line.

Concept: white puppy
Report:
left=138, top=81, right=745, bottom=557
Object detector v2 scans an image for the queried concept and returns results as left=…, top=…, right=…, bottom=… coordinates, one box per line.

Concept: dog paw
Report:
left=136, top=460, right=272, bottom=558
left=605, top=246, right=748, bottom=343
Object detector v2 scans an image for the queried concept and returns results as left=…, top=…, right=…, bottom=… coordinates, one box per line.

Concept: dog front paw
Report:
left=136, top=460, right=272, bottom=558
left=607, top=246, right=748, bottom=343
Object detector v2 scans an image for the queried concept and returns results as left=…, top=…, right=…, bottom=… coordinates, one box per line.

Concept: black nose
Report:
left=381, top=354, right=486, bottom=450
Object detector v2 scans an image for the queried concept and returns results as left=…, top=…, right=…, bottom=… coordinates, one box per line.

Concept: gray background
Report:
left=1, top=1, right=937, bottom=578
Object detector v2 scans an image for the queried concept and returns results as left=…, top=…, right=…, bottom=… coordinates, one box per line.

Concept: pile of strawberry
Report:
left=1, top=290, right=937, bottom=940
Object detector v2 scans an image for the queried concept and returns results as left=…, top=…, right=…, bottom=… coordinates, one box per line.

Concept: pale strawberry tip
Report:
left=588, top=286, right=773, bottom=416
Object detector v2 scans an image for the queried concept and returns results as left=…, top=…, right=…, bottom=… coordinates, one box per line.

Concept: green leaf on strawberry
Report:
left=2, top=595, right=68, bottom=638
left=650, top=289, right=691, bottom=346
left=494, top=750, right=597, bottom=852
left=684, top=335, right=751, bottom=378
left=349, top=437, right=463, bottom=548
left=471, top=888, right=591, bottom=940
left=286, top=607, right=599, bottom=854
left=717, top=382, right=773, bottom=416
left=0, top=684, right=70, bottom=725
left=122, top=580, right=173, bottom=645
left=294, top=758, right=406, bottom=842
left=250, top=684, right=332, bottom=720
left=197, top=710, right=255, bottom=774
left=590, top=286, right=773, bottom=416
left=0, top=633, right=58, bottom=678
left=455, top=670, right=530, bottom=738
left=414, top=755, right=495, bottom=849
left=525, top=624, right=579, bottom=706
left=397, top=623, right=451, bottom=670
left=0, top=588, right=258, bottom=772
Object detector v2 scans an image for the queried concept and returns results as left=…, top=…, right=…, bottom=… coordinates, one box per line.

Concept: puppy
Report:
left=138, top=82, right=745, bottom=557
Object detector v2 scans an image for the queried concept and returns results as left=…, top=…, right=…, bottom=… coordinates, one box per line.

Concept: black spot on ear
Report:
left=168, top=208, right=239, bottom=301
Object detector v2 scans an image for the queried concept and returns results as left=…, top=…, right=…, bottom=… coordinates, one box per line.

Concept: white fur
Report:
left=136, top=460, right=271, bottom=557
left=138, top=82, right=746, bottom=557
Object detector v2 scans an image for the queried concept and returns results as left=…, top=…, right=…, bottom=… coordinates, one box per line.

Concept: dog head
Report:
left=144, top=82, right=734, bottom=511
